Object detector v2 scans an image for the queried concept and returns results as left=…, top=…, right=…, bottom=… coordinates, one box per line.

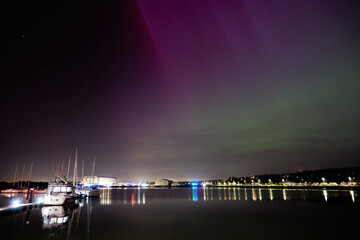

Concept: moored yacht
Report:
left=44, top=176, right=77, bottom=205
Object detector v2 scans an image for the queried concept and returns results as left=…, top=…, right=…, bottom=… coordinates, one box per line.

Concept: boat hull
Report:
left=77, top=189, right=101, bottom=197
left=87, top=189, right=101, bottom=197
left=43, top=194, right=76, bottom=206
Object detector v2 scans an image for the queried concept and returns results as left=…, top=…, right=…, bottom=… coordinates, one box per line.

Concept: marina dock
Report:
left=0, top=202, right=43, bottom=216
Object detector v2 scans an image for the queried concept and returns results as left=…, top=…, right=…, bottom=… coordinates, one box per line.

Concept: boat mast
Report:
left=20, top=164, right=25, bottom=189
left=13, top=163, right=18, bottom=188
left=52, top=160, right=55, bottom=181
left=56, top=160, right=60, bottom=177
left=67, top=155, right=71, bottom=180
left=73, top=148, right=78, bottom=186
left=61, top=159, right=64, bottom=176
left=26, top=161, right=33, bottom=188
left=91, top=154, right=96, bottom=184
left=91, top=154, right=96, bottom=177
left=82, top=160, right=84, bottom=183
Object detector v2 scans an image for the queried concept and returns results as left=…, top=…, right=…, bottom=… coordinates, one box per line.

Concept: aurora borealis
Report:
left=1, top=0, right=359, bottom=181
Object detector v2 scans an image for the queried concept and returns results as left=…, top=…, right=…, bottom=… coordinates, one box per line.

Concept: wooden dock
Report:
left=0, top=202, right=43, bottom=216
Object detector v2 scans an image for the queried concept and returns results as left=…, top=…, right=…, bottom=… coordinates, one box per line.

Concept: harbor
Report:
left=1, top=162, right=359, bottom=239
left=0, top=187, right=358, bottom=240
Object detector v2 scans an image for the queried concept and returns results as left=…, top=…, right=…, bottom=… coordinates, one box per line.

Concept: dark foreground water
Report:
left=0, top=187, right=359, bottom=240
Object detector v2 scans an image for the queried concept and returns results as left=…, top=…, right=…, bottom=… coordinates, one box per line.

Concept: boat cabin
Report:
left=47, top=184, right=73, bottom=195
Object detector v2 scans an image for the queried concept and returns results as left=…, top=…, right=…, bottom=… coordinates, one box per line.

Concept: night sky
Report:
left=1, top=0, right=359, bottom=182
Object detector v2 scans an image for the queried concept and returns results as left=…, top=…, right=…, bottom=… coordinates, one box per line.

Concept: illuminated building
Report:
left=83, top=176, right=118, bottom=187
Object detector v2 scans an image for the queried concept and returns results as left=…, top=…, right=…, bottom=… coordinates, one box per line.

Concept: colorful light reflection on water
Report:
left=0, top=188, right=358, bottom=240
left=192, top=187, right=198, bottom=202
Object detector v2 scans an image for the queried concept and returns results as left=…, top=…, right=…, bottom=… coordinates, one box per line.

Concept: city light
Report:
left=191, top=182, right=198, bottom=187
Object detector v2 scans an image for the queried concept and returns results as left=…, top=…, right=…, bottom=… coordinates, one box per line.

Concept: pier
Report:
left=0, top=202, right=43, bottom=216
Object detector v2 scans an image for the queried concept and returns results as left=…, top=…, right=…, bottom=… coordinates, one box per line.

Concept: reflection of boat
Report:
left=44, top=175, right=77, bottom=205
left=42, top=206, right=71, bottom=226
left=42, top=204, right=78, bottom=239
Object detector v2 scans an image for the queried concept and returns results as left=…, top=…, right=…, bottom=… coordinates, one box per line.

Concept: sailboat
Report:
left=2, top=162, right=35, bottom=193
left=77, top=155, right=101, bottom=197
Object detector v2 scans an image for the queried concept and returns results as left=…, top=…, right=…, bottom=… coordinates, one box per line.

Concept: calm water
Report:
left=0, top=187, right=358, bottom=239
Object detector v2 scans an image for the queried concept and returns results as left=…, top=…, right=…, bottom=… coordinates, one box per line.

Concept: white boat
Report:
left=77, top=185, right=101, bottom=197
left=44, top=176, right=77, bottom=205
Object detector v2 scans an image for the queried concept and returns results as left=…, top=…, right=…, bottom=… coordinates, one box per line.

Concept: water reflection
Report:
left=283, top=189, right=287, bottom=201
left=1, top=188, right=357, bottom=210
left=100, top=188, right=146, bottom=206
left=323, top=190, right=328, bottom=202
left=0, top=187, right=358, bottom=240
left=100, top=188, right=111, bottom=205
left=259, top=189, right=262, bottom=201
left=350, top=191, right=355, bottom=203
left=183, top=187, right=357, bottom=203
left=252, top=188, right=257, bottom=201
left=192, top=187, right=198, bottom=202
left=42, top=204, right=78, bottom=239
left=0, top=192, right=45, bottom=207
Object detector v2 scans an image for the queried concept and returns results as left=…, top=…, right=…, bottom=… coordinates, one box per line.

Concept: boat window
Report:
left=61, top=187, right=67, bottom=192
left=47, top=187, right=53, bottom=193
left=53, top=187, right=60, bottom=193
left=67, top=187, right=72, bottom=192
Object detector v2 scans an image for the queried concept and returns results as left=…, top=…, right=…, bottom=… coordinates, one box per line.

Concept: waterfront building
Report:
left=154, top=179, right=173, bottom=187
left=83, top=176, right=118, bottom=187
